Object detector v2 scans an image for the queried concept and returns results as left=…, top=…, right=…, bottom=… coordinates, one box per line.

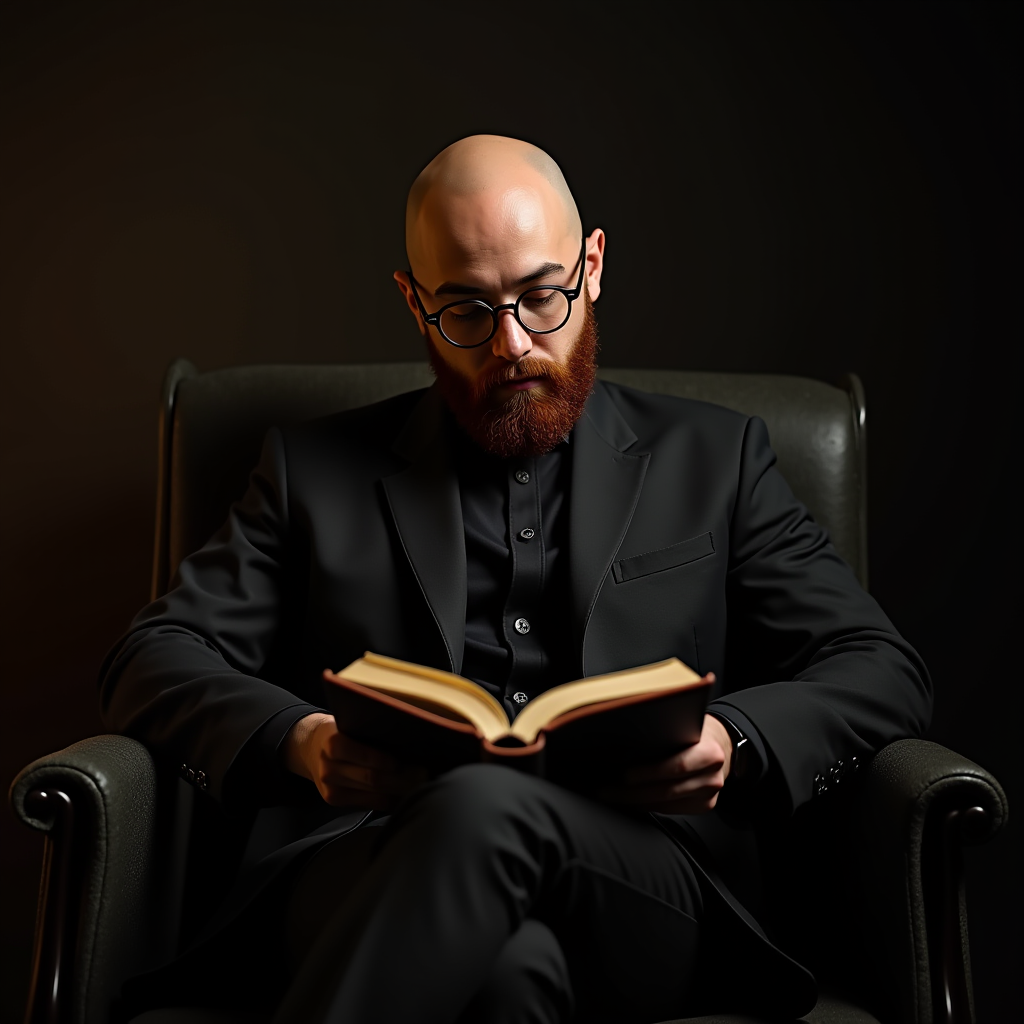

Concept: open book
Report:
left=323, top=652, right=713, bottom=783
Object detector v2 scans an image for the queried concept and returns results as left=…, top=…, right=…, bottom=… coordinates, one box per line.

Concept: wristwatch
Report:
left=710, top=712, right=753, bottom=784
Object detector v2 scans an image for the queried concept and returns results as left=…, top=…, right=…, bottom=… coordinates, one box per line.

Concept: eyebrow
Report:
left=432, top=261, right=566, bottom=297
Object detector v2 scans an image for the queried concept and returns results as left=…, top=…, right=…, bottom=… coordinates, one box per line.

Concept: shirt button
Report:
left=519, top=528, right=536, bottom=541
left=512, top=692, right=528, bottom=705
left=515, top=469, right=530, bottom=484
left=514, top=617, right=531, bottom=634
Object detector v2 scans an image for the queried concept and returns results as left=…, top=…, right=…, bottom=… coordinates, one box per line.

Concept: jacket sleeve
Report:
left=710, top=415, right=932, bottom=816
left=98, top=428, right=321, bottom=804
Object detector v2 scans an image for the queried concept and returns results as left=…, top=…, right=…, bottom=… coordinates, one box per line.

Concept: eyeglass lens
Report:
left=439, top=287, right=571, bottom=347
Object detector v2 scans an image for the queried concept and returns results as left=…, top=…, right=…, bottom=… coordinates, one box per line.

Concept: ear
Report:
left=393, top=270, right=427, bottom=334
left=583, top=228, right=606, bottom=303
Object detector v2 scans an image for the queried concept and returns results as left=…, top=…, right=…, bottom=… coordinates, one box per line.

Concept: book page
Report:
left=509, top=658, right=703, bottom=744
left=336, top=653, right=512, bottom=741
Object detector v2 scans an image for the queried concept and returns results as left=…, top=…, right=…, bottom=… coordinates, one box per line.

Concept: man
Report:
left=102, top=136, right=931, bottom=1023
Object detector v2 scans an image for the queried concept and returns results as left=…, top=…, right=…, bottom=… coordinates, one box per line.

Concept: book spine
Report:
left=480, top=736, right=547, bottom=777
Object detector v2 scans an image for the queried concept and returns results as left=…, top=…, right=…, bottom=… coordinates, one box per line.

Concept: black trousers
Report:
left=273, top=765, right=704, bottom=1024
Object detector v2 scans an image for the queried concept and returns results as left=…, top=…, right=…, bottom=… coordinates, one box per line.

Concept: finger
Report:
left=321, top=760, right=374, bottom=791
left=321, top=759, right=428, bottom=794
left=622, top=751, right=688, bottom=785
left=326, top=731, right=404, bottom=772
left=644, top=791, right=722, bottom=815
left=602, top=772, right=725, bottom=807
left=681, top=739, right=727, bottom=775
left=623, top=740, right=725, bottom=785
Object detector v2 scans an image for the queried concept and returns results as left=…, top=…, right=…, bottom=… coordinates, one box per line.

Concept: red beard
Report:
left=428, top=291, right=600, bottom=459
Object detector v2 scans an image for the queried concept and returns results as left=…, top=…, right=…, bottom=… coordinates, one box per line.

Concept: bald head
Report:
left=405, top=135, right=582, bottom=272
left=394, top=135, right=607, bottom=423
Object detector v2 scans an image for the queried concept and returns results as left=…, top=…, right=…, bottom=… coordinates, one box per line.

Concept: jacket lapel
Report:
left=382, top=386, right=467, bottom=674
left=569, top=383, right=649, bottom=673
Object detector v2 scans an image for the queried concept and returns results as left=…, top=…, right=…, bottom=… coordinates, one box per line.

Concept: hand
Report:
left=600, top=712, right=733, bottom=815
left=282, top=712, right=429, bottom=809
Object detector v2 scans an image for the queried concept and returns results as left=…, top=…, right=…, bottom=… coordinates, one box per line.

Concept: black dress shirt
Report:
left=452, top=421, right=576, bottom=722
left=452, top=419, right=767, bottom=791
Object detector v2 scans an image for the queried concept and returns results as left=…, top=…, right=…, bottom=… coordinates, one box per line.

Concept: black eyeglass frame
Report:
left=406, top=237, right=587, bottom=349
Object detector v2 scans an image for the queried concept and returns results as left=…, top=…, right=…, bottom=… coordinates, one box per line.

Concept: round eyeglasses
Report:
left=406, top=239, right=586, bottom=349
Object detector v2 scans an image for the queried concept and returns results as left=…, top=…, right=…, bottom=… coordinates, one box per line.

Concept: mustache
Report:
left=474, top=357, right=557, bottom=397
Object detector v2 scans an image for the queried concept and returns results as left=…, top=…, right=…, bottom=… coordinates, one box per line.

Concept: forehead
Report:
left=412, top=182, right=573, bottom=284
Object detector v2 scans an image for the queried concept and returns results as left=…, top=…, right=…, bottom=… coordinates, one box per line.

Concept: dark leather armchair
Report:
left=10, top=362, right=1008, bottom=1024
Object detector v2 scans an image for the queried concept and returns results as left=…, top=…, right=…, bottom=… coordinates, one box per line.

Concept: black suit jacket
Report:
left=101, top=380, right=930, bottom=809
left=100, top=380, right=931, bottom=1014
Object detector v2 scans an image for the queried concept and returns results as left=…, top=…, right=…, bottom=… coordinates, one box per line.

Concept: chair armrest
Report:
left=10, top=735, right=187, bottom=1024
left=854, top=739, right=1008, bottom=1024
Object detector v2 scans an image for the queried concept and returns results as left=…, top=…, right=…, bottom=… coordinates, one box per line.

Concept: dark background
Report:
left=1, top=1, right=1019, bottom=1020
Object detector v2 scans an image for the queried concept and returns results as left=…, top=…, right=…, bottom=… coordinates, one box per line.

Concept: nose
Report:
left=491, top=308, right=533, bottom=362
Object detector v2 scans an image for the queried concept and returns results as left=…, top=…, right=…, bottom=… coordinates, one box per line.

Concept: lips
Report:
left=483, top=369, right=549, bottom=400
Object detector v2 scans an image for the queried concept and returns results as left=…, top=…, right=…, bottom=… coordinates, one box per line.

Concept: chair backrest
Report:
left=154, top=360, right=867, bottom=597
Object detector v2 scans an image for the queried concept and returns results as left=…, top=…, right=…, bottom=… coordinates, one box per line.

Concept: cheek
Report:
left=538, top=316, right=579, bottom=363
left=429, top=337, right=484, bottom=380
left=549, top=331, right=576, bottom=362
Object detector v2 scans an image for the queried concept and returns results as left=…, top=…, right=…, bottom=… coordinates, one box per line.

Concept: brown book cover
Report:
left=323, top=653, right=713, bottom=784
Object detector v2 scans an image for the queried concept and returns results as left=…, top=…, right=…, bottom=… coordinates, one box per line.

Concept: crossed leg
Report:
left=274, top=764, right=703, bottom=1024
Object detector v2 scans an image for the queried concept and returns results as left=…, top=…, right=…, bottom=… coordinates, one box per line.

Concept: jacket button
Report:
left=519, top=528, right=536, bottom=541
left=515, top=469, right=530, bottom=484
left=512, top=692, right=528, bottom=705
left=514, top=617, right=531, bottom=634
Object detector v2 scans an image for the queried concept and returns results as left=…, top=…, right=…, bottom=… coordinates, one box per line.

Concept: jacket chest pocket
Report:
left=612, top=532, right=715, bottom=584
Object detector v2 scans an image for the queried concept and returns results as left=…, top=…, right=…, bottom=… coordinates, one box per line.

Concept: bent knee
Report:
left=432, top=762, right=546, bottom=809
left=406, top=764, right=553, bottom=836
